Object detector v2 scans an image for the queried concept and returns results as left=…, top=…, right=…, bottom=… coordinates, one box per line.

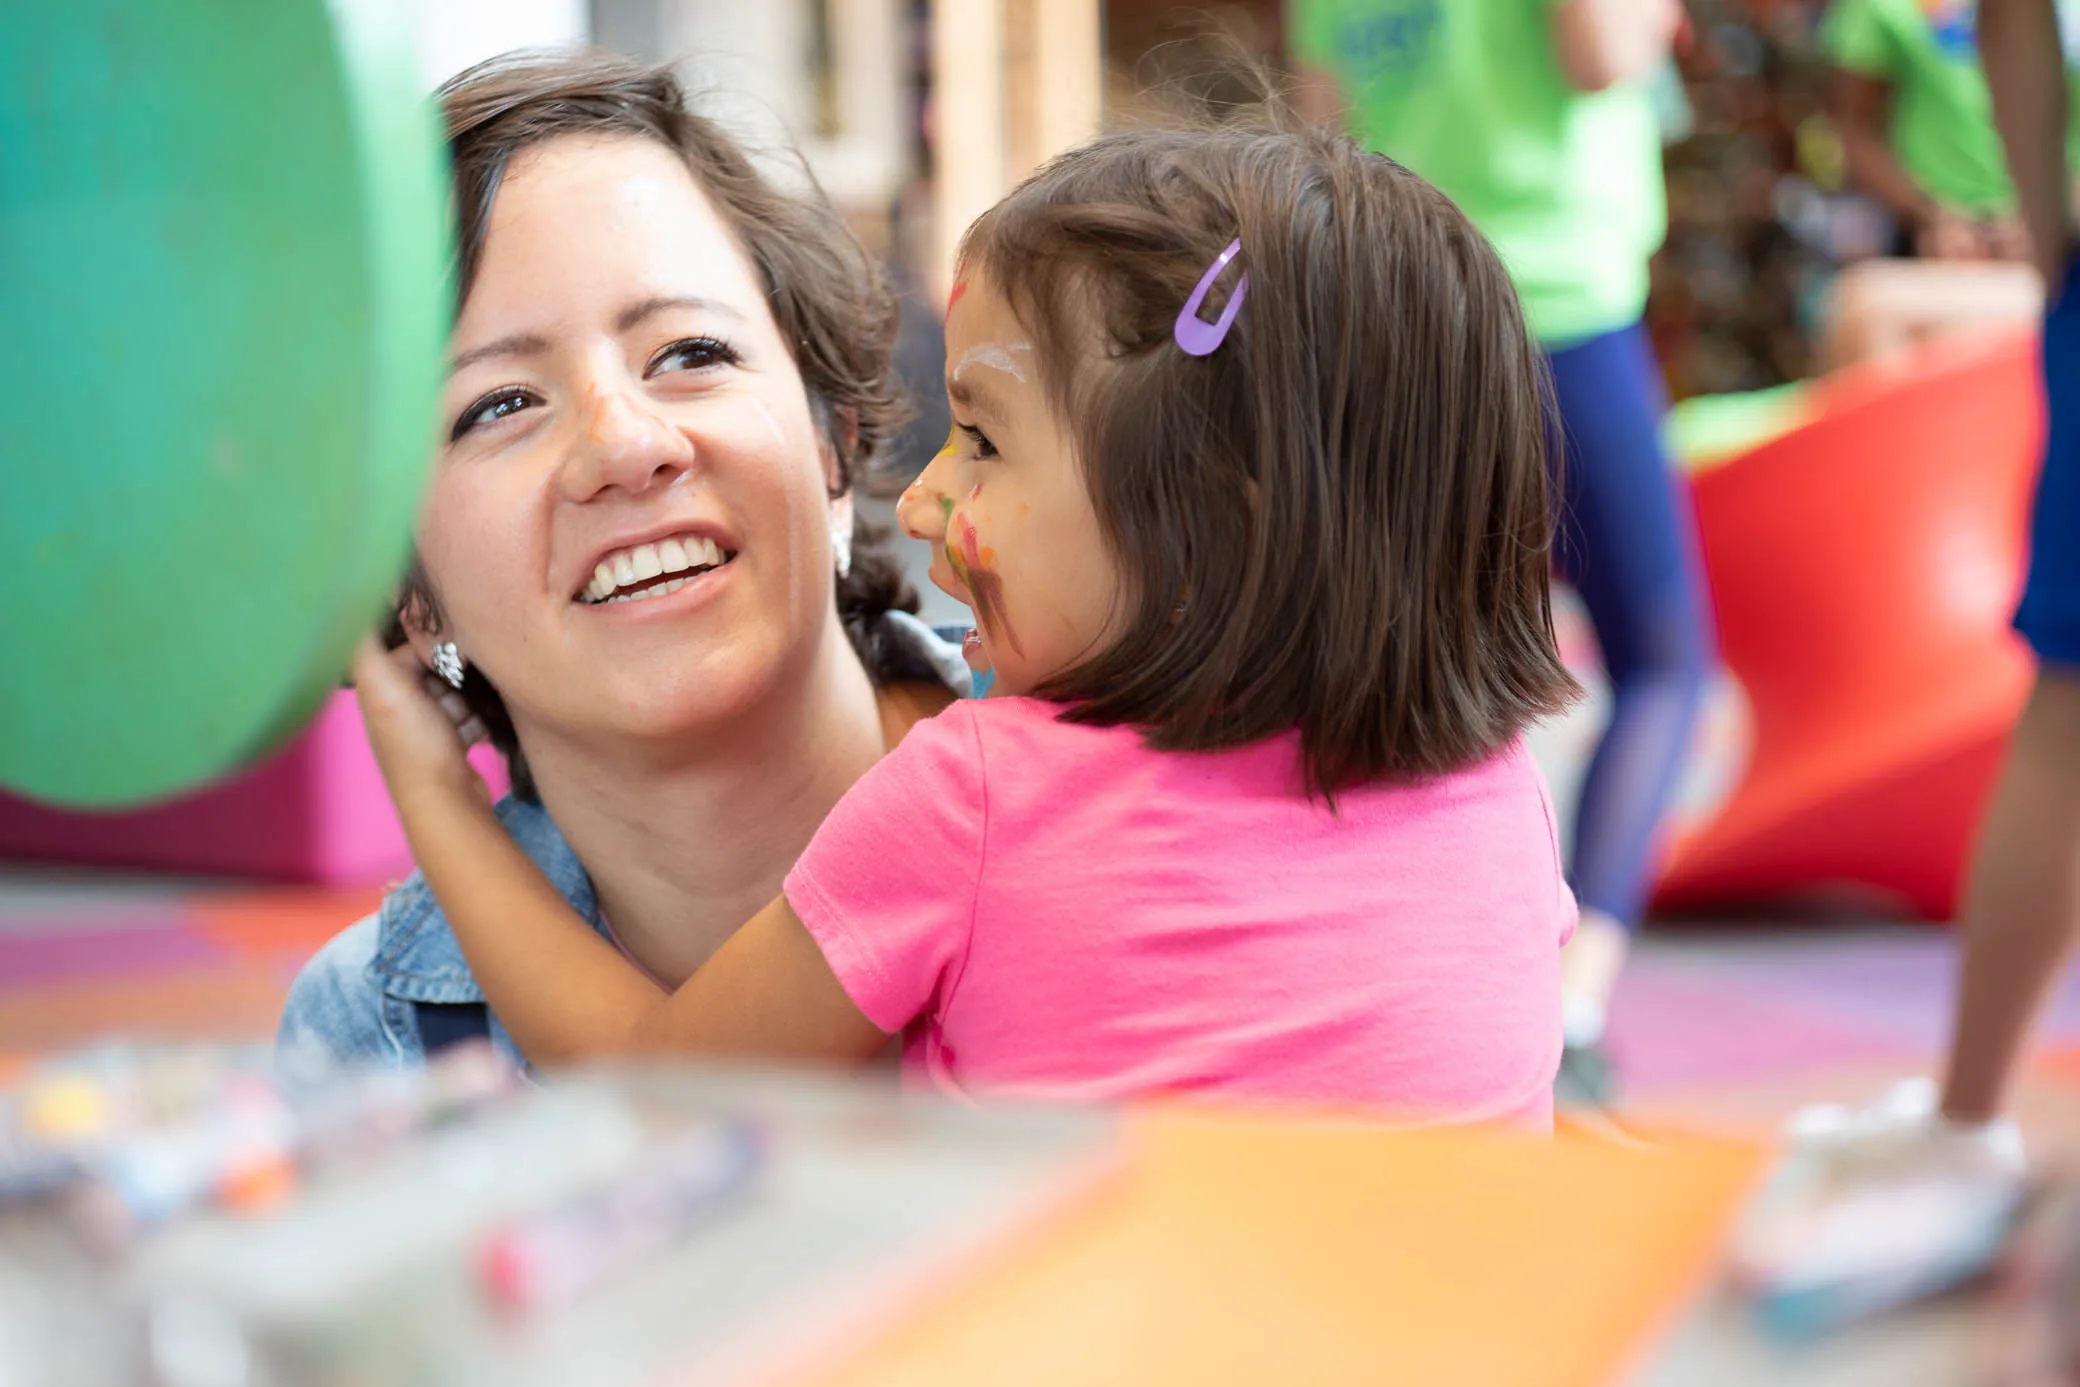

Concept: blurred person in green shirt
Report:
left=1823, top=0, right=2080, bottom=259
left=1818, top=1, right=2066, bottom=371
left=1292, top=0, right=1714, bottom=1105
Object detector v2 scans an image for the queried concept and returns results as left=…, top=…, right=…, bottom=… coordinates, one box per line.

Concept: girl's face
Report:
left=895, top=271, right=1123, bottom=695
left=417, top=134, right=847, bottom=750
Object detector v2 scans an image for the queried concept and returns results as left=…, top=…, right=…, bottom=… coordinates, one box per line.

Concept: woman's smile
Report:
left=572, top=527, right=740, bottom=606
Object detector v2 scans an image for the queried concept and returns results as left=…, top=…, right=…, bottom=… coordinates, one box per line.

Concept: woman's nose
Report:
left=561, top=382, right=696, bottom=501
left=896, top=434, right=960, bottom=541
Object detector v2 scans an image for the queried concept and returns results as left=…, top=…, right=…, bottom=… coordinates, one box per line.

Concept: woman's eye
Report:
left=647, top=335, right=741, bottom=377
left=958, top=422, right=999, bottom=460
left=451, top=388, right=539, bottom=441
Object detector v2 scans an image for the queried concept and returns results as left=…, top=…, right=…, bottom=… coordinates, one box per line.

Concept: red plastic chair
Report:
left=1654, top=330, right=2043, bottom=920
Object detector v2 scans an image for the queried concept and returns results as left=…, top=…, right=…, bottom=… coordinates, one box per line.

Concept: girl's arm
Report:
left=353, top=640, right=887, bottom=1068
left=1550, top=0, right=1682, bottom=93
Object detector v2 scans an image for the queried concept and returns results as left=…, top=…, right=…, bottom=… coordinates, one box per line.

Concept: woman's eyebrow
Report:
left=616, top=295, right=748, bottom=332
left=450, top=332, right=549, bottom=373
left=447, top=297, right=747, bottom=374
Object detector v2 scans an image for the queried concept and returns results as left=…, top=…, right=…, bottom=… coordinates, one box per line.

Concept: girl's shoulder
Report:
left=1344, top=734, right=1552, bottom=815
left=930, top=696, right=1150, bottom=760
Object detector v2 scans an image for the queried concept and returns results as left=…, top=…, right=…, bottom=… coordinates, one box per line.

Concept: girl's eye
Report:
left=958, top=422, right=999, bottom=460
left=647, top=335, right=741, bottom=377
left=451, top=387, right=540, bottom=441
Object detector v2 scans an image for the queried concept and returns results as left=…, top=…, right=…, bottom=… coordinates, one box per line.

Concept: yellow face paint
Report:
left=896, top=426, right=963, bottom=540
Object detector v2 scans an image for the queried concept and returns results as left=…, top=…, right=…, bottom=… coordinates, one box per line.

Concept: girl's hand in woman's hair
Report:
left=351, top=636, right=492, bottom=813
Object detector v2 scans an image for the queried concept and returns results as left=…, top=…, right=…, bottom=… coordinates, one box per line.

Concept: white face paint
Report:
left=746, top=396, right=792, bottom=453
left=952, top=341, right=1032, bottom=385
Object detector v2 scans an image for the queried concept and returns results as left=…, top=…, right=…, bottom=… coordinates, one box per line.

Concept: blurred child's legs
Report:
left=1943, top=669, right=2080, bottom=1120
left=1942, top=255, right=2080, bottom=1122
left=1544, top=321, right=1714, bottom=1051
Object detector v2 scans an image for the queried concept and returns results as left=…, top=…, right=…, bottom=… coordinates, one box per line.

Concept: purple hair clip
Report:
left=1173, top=238, right=1249, bottom=357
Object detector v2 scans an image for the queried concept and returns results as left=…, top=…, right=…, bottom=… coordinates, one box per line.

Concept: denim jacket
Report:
left=277, top=612, right=973, bottom=1070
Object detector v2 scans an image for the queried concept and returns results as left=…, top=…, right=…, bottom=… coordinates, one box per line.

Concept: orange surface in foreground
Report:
left=2038, top=1043, right=2080, bottom=1087
left=811, top=1109, right=1764, bottom=1387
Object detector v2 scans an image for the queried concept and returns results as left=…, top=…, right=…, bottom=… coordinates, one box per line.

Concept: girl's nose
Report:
left=896, top=431, right=960, bottom=540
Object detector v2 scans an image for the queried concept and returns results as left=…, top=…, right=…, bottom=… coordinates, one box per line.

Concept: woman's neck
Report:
left=509, top=616, right=905, bottom=985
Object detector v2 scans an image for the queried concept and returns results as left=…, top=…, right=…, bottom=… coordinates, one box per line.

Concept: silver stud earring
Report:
left=829, top=494, right=855, bottom=581
left=431, top=641, right=466, bottom=690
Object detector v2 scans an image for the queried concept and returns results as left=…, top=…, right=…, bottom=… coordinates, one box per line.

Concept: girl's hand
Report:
left=1915, top=206, right=1990, bottom=261
left=351, top=636, right=490, bottom=812
left=1985, top=215, right=2034, bottom=264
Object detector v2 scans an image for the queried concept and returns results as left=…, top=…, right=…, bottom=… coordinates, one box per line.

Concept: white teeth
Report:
left=604, top=575, right=694, bottom=605
left=581, top=533, right=731, bottom=604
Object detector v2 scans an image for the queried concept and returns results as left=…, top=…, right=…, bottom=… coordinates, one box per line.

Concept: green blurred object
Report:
left=0, top=1, right=449, bottom=807
left=1665, top=382, right=1817, bottom=473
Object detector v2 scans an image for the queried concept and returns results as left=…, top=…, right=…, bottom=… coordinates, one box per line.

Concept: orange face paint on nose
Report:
left=581, top=384, right=605, bottom=444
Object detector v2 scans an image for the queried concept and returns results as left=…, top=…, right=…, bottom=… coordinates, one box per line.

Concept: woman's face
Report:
left=417, top=134, right=845, bottom=750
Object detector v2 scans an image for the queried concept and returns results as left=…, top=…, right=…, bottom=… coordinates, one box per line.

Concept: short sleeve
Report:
left=1820, top=0, right=1897, bottom=76
left=784, top=704, right=988, bottom=1034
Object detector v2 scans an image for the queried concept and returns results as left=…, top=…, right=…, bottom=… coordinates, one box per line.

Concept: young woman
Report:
left=279, top=53, right=967, bottom=1067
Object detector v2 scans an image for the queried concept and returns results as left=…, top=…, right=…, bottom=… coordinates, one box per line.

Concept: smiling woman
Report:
left=279, top=54, right=968, bottom=1068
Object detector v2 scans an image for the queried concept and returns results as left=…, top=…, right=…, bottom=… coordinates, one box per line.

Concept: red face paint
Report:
left=945, top=513, right=1022, bottom=658
left=946, top=277, right=968, bottom=318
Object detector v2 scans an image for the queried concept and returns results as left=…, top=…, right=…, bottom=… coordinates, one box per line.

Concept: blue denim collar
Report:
left=371, top=795, right=599, bottom=1005
left=368, top=610, right=972, bottom=1004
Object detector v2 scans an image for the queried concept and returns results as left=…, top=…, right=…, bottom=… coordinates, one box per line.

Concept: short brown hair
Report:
left=399, top=52, right=916, bottom=799
left=963, top=119, right=1576, bottom=795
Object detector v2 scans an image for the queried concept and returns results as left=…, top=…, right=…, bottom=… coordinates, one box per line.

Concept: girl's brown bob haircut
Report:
left=962, top=119, right=1577, bottom=795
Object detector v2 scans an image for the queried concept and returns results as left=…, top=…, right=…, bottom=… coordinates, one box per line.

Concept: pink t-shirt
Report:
left=785, top=698, right=1574, bottom=1129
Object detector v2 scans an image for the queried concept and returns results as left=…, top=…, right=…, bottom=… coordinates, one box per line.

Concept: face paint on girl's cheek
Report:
left=945, top=513, right=1022, bottom=658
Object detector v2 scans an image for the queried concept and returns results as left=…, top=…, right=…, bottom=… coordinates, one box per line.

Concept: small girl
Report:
left=356, top=120, right=1581, bottom=1128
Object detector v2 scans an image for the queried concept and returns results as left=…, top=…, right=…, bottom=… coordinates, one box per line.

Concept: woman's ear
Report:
left=393, top=588, right=444, bottom=669
left=821, top=404, right=861, bottom=496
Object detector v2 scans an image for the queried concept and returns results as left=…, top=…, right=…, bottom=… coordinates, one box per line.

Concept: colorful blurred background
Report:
left=7, top=2, right=2080, bottom=1382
